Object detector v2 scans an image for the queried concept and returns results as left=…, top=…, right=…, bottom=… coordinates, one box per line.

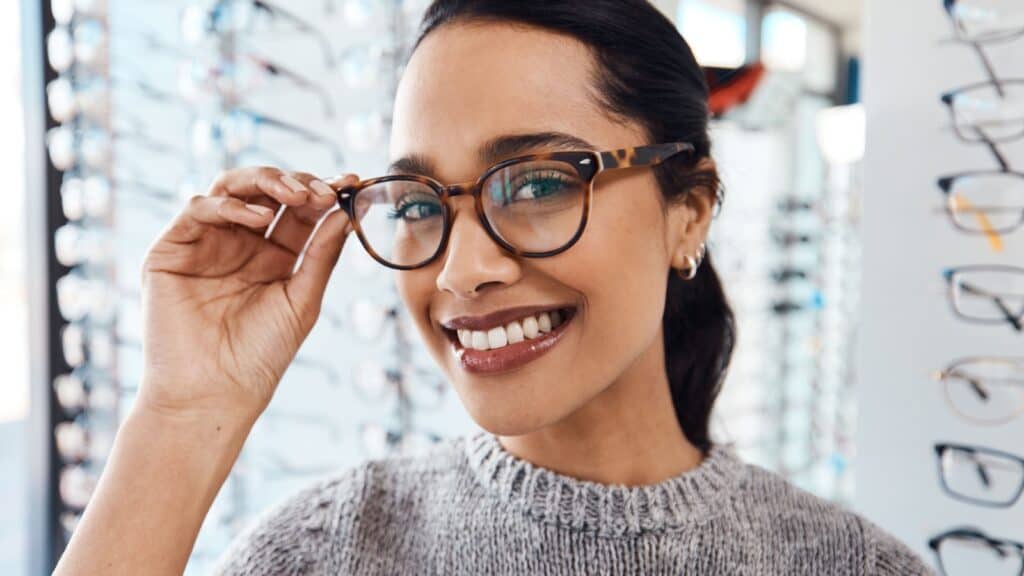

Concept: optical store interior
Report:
left=2, top=0, right=1023, bottom=574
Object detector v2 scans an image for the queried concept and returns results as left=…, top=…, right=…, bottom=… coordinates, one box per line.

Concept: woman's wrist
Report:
left=53, top=395, right=258, bottom=574
left=131, top=373, right=268, bottom=435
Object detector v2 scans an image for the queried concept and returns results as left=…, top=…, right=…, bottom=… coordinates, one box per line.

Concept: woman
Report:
left=54, top=1, right=932, bottom=574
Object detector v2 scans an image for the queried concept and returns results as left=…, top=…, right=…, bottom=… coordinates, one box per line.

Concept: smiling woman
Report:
left=52, top=1, right=931, bottom=575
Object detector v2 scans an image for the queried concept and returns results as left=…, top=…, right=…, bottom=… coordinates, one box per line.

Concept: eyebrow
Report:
left=386, top=131, right=597, bottom=178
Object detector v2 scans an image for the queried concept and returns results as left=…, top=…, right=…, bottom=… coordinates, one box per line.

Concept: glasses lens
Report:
left=481, top=159, right=589, bottom=254
left=951, top=83, right=1024, bottom=143
left=944, top=359, right=1024, bottom=424
left=948, top=173, right=1024, bottom=233
left=950, top=0, right=1024, bottom=43
left=950, top=268, right=1024, bottom=321
left=352, top=179, right=446, bottom=268
left=937, top=532, right=1024, bottom=575
left=939, top=445, right=1024, bottom=506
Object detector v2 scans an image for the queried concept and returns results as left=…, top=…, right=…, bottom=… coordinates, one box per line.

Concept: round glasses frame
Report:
left=335, top=142, right=696, bottom=270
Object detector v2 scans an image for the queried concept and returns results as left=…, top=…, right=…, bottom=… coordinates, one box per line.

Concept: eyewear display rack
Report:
left=32, top=1, right=472, bottom=573
left=858, top=0, right=1024, bottom=571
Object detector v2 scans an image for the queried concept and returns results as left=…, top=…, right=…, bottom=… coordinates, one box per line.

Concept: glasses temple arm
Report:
left=947, top=370, right=992, bottom=401
left=598, top=143, right=695, bottom=170
left=959, top=281, right=1024, bottom=331
left=967, top=453, right=993, bottom=488
left=992, top=294, right=1024, bottom=332
left=252, top=113, right=344, bottom=164
left=254, top=0, right=336, bottom=68
left=248, top=55, right=335, bottom=117
left=950, top=195, right=1005, bottom=251
left=970, top=42, right=1006, bottom=98
left=980, top=135, right=1011, bottom=172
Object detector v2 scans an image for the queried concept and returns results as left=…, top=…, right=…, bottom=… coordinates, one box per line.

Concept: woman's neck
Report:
left=497, top=331, right=704, bottom=487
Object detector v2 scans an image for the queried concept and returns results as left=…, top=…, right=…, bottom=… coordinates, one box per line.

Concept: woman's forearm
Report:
left=53, top=400, right=256, bottom=575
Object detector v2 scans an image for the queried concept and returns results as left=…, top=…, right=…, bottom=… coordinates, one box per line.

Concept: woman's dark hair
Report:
left=413, top=0, right=736, bottom=452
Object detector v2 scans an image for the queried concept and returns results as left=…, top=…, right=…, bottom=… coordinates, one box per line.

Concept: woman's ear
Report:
left=666, top=158, right=718, bottom=271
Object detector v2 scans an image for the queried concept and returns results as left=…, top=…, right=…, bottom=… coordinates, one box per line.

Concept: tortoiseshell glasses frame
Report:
left=334, top=141, right=696, bottom=270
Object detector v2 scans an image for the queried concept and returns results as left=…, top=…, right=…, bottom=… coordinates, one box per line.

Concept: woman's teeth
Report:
left=456, top=310, right=567, bottom=351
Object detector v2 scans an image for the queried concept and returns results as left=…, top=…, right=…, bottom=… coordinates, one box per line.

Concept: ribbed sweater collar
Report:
left=462, top=430, right=746, bottom=537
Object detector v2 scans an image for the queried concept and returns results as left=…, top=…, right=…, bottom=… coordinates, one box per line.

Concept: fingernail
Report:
left=246, top=203, right=274, bottom=216
left=280, top=175, right=308, bottom=194
left=309, top=179, right=335, bottom=199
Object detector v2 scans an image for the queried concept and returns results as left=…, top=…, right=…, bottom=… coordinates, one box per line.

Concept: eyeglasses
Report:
left=929, top=526, right=1024, bottom=576
left=181, top=0, right=335, bottom=69
left=335, top=142, right=697, bottom=270
left=933, top=357, right=1024, bottom=425
left=191, top=108, right=344, bottom=166
left=941, top=80, right=1024, bottom=146
left=180, top=52, right=335, bottom=118
left=943, top=0, right=1024, bottom=45
left=943, top=265, right=1024, bottom=332
left=935, top=443, right=1024, bottom=507
left=939, top=171, right=1024, bottom=240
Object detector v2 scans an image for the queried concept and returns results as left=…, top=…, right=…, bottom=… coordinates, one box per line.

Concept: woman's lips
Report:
left=447, top=308, right=575, bottom=374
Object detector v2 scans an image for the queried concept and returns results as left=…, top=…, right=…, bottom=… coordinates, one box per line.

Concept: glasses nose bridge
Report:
left=440, top=180, right=481, bottom=199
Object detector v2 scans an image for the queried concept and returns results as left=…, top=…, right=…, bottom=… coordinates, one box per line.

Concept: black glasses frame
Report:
left=943, top=265, right=1024, bottom=332
left=934, top=442, right=1024, bottom=507
left=928, top=526, right=1024, bottom=576
left=335, top=142, right=697, bottom=270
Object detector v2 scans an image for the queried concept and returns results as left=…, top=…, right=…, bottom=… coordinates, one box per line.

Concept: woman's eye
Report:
left=388, top=197, right=442, bottom=221
left=507, top=171, right=572, bottom=202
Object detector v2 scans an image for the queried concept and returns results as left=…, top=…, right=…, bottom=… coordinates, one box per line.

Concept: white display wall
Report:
left=857, top=0, right=1024, bottom=568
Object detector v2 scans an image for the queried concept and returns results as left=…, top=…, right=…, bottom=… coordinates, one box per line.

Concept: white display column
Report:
left=857, top=0, right=1024, bottom=565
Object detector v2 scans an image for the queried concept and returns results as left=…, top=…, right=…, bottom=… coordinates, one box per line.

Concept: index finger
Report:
left=208, top=166, right=314, bottom=208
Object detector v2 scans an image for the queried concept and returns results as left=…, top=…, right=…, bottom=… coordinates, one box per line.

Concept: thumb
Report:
left=285, top=207, right=353, bottom=323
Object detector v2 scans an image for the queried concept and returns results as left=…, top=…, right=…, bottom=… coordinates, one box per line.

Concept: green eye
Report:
left=387, top=193, right=443, bottom=221
left=491, top=170, right=574, bottom=205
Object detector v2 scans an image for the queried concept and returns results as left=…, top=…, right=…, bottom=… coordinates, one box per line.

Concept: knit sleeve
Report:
left=209, top=464, right=368, bottom=576
left=858, top=516, right=936, bottom=575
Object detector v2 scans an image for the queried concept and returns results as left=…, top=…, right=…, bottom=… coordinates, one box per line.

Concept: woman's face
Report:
left=389, top=22, right=707, bottom=435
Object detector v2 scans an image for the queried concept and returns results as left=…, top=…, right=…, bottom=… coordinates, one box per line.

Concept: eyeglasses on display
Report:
left=933, top=357, right=1024, bottom=425
left=935, top=442, right=1024, bottom=507
left=335, top=142, right=697, bottom=270
left=943, top=265, right=1024, bottom=332
left=181, top=0, right=336, bottom=68
left=929, top=526, right=1024, bottom=576
left=190, top=108, right=343, bottom=166
left=941, top=79, right=1024, bottom=146
left=943, top=0, right=1024, bottom=45
left=179, top=51, right=335, bottom=118
left=938, top=171, right=1024, bottom=244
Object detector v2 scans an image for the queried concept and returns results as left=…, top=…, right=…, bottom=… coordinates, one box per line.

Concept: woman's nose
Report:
left=435, top=197, right=521, bottom=299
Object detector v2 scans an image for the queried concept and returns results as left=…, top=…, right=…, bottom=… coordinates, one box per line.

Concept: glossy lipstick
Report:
left=442, top=307, right=576, bottom=374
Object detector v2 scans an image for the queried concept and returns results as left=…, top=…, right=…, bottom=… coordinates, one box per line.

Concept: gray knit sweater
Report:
left=211, top=431, right=933, bottom=575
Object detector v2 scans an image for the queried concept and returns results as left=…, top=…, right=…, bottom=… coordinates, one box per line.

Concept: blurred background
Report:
left=3, top=0, right=1022, bottom=574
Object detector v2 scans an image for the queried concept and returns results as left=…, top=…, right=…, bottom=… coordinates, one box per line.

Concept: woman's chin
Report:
left=456, top=390, right=563, bottom=437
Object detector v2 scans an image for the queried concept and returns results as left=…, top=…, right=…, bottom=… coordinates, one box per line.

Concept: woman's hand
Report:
left=138, top=167, right=359, bottom=422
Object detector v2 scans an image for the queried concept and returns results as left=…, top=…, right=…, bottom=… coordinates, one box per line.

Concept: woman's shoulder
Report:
left=210, top=434, right=469, bottom=575
left=727, top=453, right=933, bottom=575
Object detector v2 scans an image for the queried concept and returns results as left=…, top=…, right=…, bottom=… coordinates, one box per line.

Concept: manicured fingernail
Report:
left=280, top=175, right=307, bottom=193
left=309, top=179, right=335, bottom=199
left=246, top=203, right=273, bottom=216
